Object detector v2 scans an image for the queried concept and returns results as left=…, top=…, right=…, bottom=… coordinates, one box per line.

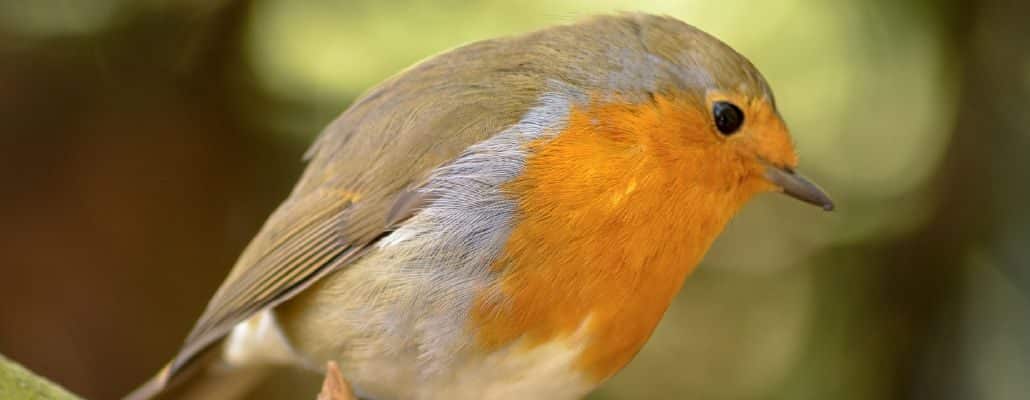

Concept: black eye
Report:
left=712, top=101, right=744, bottom=135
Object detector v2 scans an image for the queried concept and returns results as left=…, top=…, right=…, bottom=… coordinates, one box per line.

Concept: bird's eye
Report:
left=712, top=101, right=744, bottom=136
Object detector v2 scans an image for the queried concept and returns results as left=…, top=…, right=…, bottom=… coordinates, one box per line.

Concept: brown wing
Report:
left=122, top=184, right=405, bottom=400
left=167, top=189, right=365, bottom=374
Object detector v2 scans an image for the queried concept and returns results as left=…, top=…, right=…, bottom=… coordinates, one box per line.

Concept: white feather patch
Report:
left=223, top=310, right=299, bottom=367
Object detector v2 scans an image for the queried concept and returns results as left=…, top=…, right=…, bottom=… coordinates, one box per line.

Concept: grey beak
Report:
left=764, top=165, right=835, bottom=211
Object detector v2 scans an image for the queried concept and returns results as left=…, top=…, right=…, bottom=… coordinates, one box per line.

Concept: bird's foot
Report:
left=317, top=361, right=356, bottom=400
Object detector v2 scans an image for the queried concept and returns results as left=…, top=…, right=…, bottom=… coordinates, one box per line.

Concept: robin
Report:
left=127, top=13, right=833, bottom=400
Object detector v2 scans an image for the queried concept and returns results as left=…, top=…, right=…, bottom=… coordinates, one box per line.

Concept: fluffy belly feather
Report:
left=263, top=228, right=596, bottom=400
left=229, top=276, right=598, bottom=400
left=333, top=329, right=597, bottom=400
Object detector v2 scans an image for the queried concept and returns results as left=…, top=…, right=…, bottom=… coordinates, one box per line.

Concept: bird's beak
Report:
left=763, top=164, right=834, bottom=211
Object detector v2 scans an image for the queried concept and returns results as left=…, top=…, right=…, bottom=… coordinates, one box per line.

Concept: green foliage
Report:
left=0, top=354, right=80, bottom=400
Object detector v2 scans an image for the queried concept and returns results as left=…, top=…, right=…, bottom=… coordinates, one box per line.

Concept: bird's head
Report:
left=512, top=14, right=833, bottom=225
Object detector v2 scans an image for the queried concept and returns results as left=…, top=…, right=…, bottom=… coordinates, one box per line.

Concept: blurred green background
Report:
left=1, top=0, right=1027, bottom=399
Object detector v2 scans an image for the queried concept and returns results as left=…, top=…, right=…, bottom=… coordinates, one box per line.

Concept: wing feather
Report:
left=167, top=194, right=362, bottom=374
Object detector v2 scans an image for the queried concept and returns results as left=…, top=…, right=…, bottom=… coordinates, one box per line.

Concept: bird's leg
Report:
left=316, top=361, right=356, bottom=400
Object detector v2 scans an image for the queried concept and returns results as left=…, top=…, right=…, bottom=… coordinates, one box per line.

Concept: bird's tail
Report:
left=123, top=365, right=170, bottom=400
left=124, top=352, right=273, bottom=400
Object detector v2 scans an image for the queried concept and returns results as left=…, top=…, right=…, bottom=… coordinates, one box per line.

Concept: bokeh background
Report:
left=1, top=0, right=1028, bottom=399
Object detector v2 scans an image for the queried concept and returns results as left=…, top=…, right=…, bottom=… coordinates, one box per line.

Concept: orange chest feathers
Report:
left=469, top=97, right=746, bottom=382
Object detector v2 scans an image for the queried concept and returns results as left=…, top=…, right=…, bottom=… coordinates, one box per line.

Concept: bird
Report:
left=127, top=12, right=833, bottom=400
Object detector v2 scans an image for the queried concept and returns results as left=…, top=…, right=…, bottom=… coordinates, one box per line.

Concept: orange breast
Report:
left=469, top=95, right=748, bottom=381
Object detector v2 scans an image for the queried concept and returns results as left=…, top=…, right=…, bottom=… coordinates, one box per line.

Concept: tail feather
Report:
left=124, top=352, right=273, bottom=400
left=124, top=366, right=171, bottom=400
